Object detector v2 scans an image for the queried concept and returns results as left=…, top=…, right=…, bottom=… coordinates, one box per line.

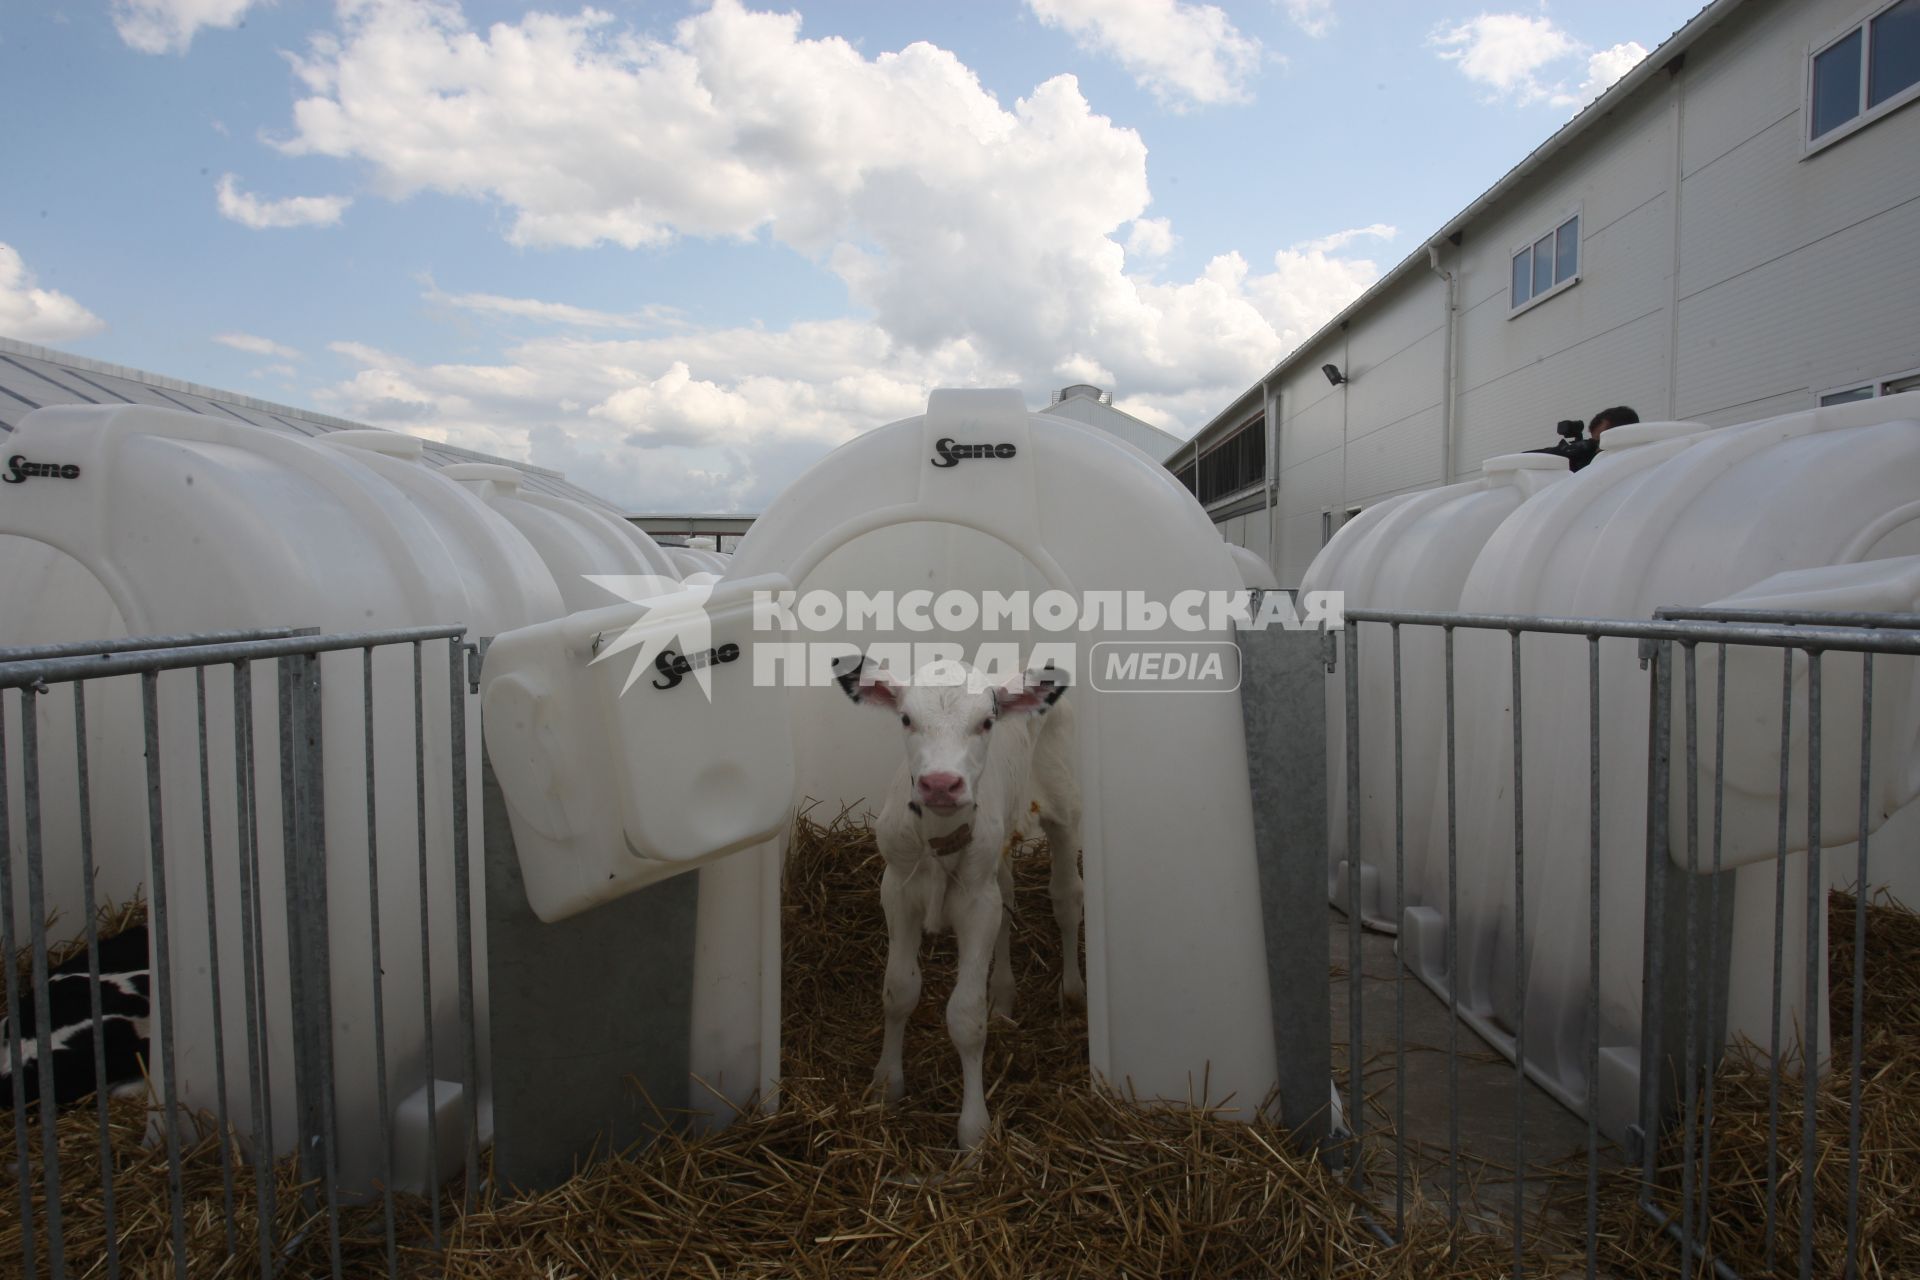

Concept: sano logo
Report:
left=931, top=437, right=1017, bottom=468
left=3, top=455, right=82, bottom=484
left=652, top=643, right=741, bottom=690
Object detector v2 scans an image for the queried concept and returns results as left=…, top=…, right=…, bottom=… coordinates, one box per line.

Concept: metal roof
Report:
left=630, top=514, right=758, bottom=538
left=1180, top=0, right=1748, bottom=458
left=0, top=336, right=629, bottom=514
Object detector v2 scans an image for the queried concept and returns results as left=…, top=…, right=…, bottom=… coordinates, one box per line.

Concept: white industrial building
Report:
left=1175, top=0, right=1920, bottom=583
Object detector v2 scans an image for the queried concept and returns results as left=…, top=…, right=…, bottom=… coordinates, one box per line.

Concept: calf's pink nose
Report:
left=918, top=771, right=966, bottom=803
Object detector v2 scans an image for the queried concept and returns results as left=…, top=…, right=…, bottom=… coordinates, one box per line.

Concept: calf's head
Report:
left=835, top=655, right=1067, bottom=816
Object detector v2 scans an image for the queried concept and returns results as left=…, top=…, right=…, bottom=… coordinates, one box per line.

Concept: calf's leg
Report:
left=946, top=878, right=1002, bottom=1149
left=989, top=854, right=1016, bottom=1021
left=1039, top=810, right=1086, bottom=1006
left=872, top=865, right=923, bottom=1103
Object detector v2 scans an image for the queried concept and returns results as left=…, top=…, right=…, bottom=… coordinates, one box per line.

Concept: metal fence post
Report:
left=278, top=650, right=341, bottom=1263
left=1236, top=612, right=1334, bottom=1155
left=1634, top=640, right=1737, bottom=1194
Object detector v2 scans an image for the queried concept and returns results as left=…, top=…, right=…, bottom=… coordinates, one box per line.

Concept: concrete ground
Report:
left=1327, top=907, right=1631, bottom=1258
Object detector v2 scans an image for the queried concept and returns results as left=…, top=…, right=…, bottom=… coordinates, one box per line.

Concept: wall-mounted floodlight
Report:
left=1322, top=363, right=1347, bottom=387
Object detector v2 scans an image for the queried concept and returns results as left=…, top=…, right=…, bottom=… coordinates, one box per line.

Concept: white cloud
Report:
left=1431, top=13, right=1578, bottom=104
left=1248, top=227, right=1396, bottom=346
left=1431, top=13, right=1647, bottom=111
left=1298, top=222, right=1396, bottom=254
left=1283, top=0, right=1336, bottom=39
left=422, top=278, right=686, bottom=332
left=1563, top=41, right=1648, bottom=108
left=316, top=320, right=999, bottom=511
left=215, top=174, right=352, bottom=229
left=317, top=218, right=1395, bottom=511
left=214, top=330, right=300, bottom=359
left=0, top=242, right=105, bottom=343
left=1025, top=0, right=1264, bottom=108
left=1125, top=216, right=1176, bottom=258
left=271, top=2, right=1392, bottom=505
left=113, top=0, right=259, bottom=55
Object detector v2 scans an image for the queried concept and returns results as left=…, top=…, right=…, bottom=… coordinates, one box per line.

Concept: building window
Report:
left=1173, top=460, right=1197, bottom=495
left=1510, top=213, right=1580, bottom=313
left=1193, top=418, right=1265, bottom=505
left=1818, top=367, right=1920, bottom=404
left=1807, top=1, right=1920, bottom=150
left=1321, top=511, right=1334, bottom=546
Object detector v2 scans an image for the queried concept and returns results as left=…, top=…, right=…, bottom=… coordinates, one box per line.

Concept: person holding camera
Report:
left=1526, top=405, right=1639, bottom=473
left=1528, top=418, right=1599, bottom=471
left=1587, top=405, right=1639, bottom=442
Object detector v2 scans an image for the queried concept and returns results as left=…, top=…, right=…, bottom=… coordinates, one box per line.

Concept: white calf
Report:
left=835, top=654, right=1082, bottom=1149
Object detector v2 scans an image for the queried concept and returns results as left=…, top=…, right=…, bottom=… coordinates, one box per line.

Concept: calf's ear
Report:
left=993, top=662, right=1068, bottom=717
left=832, top=652, right=904, bottom=710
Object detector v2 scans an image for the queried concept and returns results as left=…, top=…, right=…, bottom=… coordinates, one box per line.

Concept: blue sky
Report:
left=0, top=0, right=1700, bottom=511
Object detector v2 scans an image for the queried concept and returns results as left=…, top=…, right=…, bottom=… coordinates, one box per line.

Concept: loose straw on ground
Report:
left=5, top=818, right=1916, bottom=1277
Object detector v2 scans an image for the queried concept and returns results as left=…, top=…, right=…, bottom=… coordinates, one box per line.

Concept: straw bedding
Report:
left=4, top=823, right=1916, bottom=1277
left=1595, top=887, right=1920, bottom=1278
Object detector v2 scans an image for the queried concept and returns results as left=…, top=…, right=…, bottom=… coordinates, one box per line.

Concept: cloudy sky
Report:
left=1, top=0, right=1695, bottom=511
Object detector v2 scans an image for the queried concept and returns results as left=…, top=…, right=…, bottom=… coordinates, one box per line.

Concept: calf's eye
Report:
left=979, top=718, right=994, bottom=733
left=900, top=714, right=912, bottom=728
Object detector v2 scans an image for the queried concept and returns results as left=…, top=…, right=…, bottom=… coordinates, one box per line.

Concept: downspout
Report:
left=1338, top=329, right=1351, bottom=506
left=1664, top=53, right=1687, bottom=420
left=1427, top=243, right=1458, bottom=486
left=1264, top=380, right=1279, bottom=572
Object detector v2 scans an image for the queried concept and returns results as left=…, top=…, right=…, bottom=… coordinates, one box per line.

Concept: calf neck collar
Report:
left=908, top=798, right=974, bottom=845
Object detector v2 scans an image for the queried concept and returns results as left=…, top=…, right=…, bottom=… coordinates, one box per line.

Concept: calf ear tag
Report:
left=481, top=572, right=797, bottom=922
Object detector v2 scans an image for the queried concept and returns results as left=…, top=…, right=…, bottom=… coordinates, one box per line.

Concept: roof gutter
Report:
left=1184, top=0, right=1748, bottom=450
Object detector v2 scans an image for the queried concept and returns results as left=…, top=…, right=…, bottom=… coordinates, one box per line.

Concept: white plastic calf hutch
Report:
left=441, top=462, right=683, bottom=611
left=1227, top=541, right=1280, bottom=591
left=1304, top=452, right=1570, bottom=929
left=483, top=389, right=1291, bottom=1134
left=0, top=404, right=625, bottom=1191
left=665, top=547, right=714, bottom=579
left=1302, top=392, right=1920, bottom=1138
left=671, top=546, right=732, bottom=576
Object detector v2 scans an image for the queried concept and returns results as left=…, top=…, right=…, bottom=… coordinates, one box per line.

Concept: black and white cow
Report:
left=0, top=924, right=150, bottom=1109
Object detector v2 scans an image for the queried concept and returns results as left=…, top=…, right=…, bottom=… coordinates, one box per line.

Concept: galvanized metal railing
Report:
left=0, top=624, right=481, bottom=1280
left=1323, top=605, right=1920, bottom=1279
left=1645, top=605, right=1920, bottom=1280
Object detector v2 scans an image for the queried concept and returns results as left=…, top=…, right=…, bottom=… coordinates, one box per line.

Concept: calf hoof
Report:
left=956, top=1106, right=990, bottom=1151
left=871, top=1064, right=905, bottom=1104
left=1059, top=974, right=1087, bottom=1009
left=990, top=987, right=1015, bottom=1021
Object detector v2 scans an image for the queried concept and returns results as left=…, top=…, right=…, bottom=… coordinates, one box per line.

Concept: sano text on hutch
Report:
left=930, top=438, right=1016, bottom=467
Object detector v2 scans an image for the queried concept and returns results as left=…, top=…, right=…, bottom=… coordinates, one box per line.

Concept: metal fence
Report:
left=1322, top=604, right=1920, bottom=1279
left=0, top=624, right=481, bottom=1280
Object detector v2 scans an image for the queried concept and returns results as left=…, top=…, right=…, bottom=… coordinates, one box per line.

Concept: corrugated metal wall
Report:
left=1213, top=0, right=1920, bottom=583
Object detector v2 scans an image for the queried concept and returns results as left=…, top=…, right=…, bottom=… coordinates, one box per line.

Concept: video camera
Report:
left=1526, top=418, right=1598, bottom=471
